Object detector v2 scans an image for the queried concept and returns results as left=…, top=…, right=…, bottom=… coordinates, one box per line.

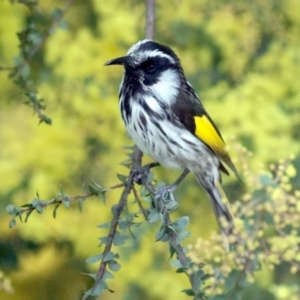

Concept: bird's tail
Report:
left=195, top=173, right=236, bottom=251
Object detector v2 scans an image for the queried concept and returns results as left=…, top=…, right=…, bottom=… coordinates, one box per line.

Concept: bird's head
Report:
left=104, top=40, right=184, bottom=102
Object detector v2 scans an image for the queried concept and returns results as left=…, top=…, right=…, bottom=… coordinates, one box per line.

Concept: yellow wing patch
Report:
left=194, top=115, right=226, bottom=157
left=194, top=115, right=242, bottom=180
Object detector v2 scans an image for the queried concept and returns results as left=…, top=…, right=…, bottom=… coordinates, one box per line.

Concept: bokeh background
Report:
left=1, top=0, right=300, bottom=299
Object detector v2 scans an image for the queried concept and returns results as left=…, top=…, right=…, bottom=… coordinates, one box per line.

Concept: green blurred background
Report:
left=0, top=0, right=300, bottom=299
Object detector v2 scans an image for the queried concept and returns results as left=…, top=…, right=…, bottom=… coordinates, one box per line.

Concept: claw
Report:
left=132, top=162, right=160, bottom=185
left=154, top=185, right=178, bottom=212
left=154, top=185, right=176, bottom=200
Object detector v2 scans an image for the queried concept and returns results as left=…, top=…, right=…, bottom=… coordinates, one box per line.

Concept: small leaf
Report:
left=19, top=63, right=30, bottom=79
left=25, top=209, right=34, bottom=222
left=31, top=199, right=39, bottom=207
left=53, top=203, right=61, bottom=218
left=36, top=204, right=44, bottom=214
left=88, top=184, right=99, bottom=195
left=99, top=191, right=106, bottom=203
left=86, top=253, right=103, bottom=264
left=170, top=260, right=182, bottom=268
left=9, top=218, right=16, bottom=228
left=6, top=204, right=15, bottom=215
left=260, top=174, right=272, bottom=186
left=141, top=195, right=152, bottom=203
left=62, top=199, right=70, bottom=208
left=98, top=221, right=111, bottom=229
left=120, top=159, right=132, bottom=168
left=116, top=173, right=127, bottom=183
left=113, top=232, right=128, bottom=246
left=122, top=145, right=135, bottom=150
left=82, top=273, right=97, bottom=280
left=99, top=236, right=109, bottom=245
left=171, top=216, right=189, bottom=233
left=182, top=289, right=196, bottom=296
left=155, top=228, right=169, bottom=242
left=91, top=180, right=103, bottom=190
left=103, top=270, right=114, bottom=280
left=140, top=186, right=148, bottom=197
left=118, top=220, right=127, bottom=230
left=91, top=279, right=107, bottom=296
left=78, top=198, right=84, bottom=212
left=176, top=230, right=190, bottom=244
left=176, top=267, right=188, bottom=274
left=103, top=251, right=114, bottom=262
left=108, top=259, right=121, bottom=272
left=148, top=210, right=161, bottom=223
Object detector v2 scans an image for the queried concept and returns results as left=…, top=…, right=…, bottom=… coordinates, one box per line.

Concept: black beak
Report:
left=104, top=56, right=129, bottom=66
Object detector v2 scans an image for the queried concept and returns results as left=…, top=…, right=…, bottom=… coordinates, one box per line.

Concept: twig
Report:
left=12, top=0, right=74, bottom=77
left=95, top=173, right=134, bottom=282
left=142, top=180, right=198, bottom=292
left=145, top=0, right=155, bottom=39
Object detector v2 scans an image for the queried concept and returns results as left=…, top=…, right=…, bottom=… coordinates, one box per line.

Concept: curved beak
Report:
left=104, top=56, right=129, bottom=66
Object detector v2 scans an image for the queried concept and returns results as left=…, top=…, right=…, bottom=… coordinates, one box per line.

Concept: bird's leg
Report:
left=132, top=162, right=160, bottom=185
left=154, top=168, right=190, bottom=200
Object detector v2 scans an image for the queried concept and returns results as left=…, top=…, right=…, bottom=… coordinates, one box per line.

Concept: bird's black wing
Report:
left=170, top=85, right=241, bottom=180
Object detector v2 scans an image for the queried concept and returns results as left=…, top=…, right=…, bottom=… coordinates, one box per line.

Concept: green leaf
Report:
left=53, top=203, right=61, bottom=218
left=155, top=227, right=169, bottom=242
left=171, top=216, right=189, bottom=233
left=140, top=186, right=148, bottom=197
left=9, top=218, right=16, bottom=228
left=25, top=208, right=34, bottom=222
left=88, top=184, right=99, bottom=195
left=86, top=253, right=103, bottom=264
left=62, top=199, right=70, bottom=208
left=78, top=198, right=84, bottom=212
left=99, top=191, right=106, bottom=203
left=113, top=232, right=128, bottom=246
left=170, top=260, right=182, bottom=268
left=176, top=267, right=188, bottom=274
left=148, top=210, right=161, bottom=223
left=116, top=173, right=127, bottom=183
left=108, top=259, right=121, bottom=272
left=260, top=174, right=272, bottom=186
left=122, top=145, right=135, bottom=150
left=120, top=159, right=132, bottom=168
left=103, top=251, right=114, bottom=262
left=98, top=221, right=111, bottom=229
left=31, top=198, right=39, bottom=207
left=82, top=273, right=97, bottom=280
left=103, top=270, right=114, bottom=280
left=91, top=279, right=107, bottom=296
left=99, top=236, right=109, bottom=245
left=182, top=288, right=196, bottom=296
left=6, top=204, right=15, bottom=215
left=176, top=230, right=190, bottom=244
left=36, top=204, right=44, bottom=214
left=19, top=63, right=30, bottom=79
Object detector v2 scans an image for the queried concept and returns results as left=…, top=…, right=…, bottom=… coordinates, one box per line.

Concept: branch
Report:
left=145, top=0, right=155, bottom=39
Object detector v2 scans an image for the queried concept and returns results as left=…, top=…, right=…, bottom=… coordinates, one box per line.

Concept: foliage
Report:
left=1, top=0, right=300, bottom=299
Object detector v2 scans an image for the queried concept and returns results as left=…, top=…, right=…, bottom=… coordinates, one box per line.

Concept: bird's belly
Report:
left=126, top=119, right=209, bottom=170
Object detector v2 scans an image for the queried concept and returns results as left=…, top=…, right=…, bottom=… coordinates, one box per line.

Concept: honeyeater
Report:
left=105, top=40, right=241, bottom=245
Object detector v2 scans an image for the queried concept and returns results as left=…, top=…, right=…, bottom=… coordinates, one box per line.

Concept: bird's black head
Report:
left=104, top=40, right=184, bottom=87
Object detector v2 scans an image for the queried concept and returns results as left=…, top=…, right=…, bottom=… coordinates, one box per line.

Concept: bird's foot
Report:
left=154, top=184, right=178, bottom=212
left=131, top=162, right=159, bottom=185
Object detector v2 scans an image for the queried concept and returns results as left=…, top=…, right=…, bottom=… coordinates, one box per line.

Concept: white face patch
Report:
left=127, top=39, right=151, bottom=55
left=148, top=68, right=180, bottom=105
left=137, top=50, right=176, bottom=65
left=143, top=95, right=164, bottom=115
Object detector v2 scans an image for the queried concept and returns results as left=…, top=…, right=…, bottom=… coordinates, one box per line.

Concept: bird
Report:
left=104, top=39, right=242, bottom=246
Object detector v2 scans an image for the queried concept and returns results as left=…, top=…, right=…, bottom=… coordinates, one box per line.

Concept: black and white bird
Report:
left=105, top=39, right=241, bottom=242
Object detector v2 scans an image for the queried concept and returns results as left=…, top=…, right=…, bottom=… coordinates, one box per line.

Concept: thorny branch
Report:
left=10, top=0, right=74, bottom=77
left=93, top=0, right=198, bottom=295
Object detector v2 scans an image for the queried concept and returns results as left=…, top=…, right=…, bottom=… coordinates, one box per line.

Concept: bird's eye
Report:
left=145, top=62, right=156, bottom=73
